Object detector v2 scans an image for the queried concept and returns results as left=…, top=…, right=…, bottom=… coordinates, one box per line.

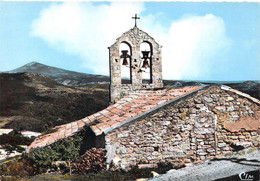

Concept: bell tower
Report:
left=109, top=14, right=163, bottom=103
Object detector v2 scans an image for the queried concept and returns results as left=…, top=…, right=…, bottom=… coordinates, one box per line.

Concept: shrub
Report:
left=0, top=157, right=34, bottom=177
left=0, top=130, right=35, bottom=146
left=28, top=126, right=87, bottom=174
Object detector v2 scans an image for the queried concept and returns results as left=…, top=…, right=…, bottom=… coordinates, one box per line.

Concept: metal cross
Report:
left=132, top=14, right=140, bottom=27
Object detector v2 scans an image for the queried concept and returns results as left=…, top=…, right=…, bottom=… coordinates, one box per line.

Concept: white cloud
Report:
left=162, top=14, right=231, bottom=80
left=32, top=2, right=144, bottom=75
left=31, top=2, right=231, bottom=80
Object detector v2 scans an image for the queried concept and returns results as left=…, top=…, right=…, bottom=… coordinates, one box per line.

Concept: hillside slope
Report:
left=164, top=80, right=259, bottom=100
left=0, top=73, right=109, bottom=132
left=7, top=62, right=110, bottom=86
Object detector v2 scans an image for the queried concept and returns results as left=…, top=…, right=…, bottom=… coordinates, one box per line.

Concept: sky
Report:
left=0, top=1, right=259, bottom=81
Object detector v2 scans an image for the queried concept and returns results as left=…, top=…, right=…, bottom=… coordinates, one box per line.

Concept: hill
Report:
left=164, top=80, right=259, bottom=100
left=0, top=73, right=109, bottom=132
left=6, top=62, right=259, bottom=100
left=7, top=62, right=110, bottom=86
left=1, top=62, right=259, bottom=132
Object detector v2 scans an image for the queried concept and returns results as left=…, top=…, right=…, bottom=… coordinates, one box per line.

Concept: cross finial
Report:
left=132, top=14, right=140, bottom=27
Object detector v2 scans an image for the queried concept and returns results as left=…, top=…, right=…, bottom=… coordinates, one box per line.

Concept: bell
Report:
left=121, top=50, right=130, bottom=66
left=141, top=51, right=150, bottom=59
left=122, top=58, right=128, bottom=66
left=142, top=59, right=149, bottom=68
left=141, top=50, right=150, bottom=68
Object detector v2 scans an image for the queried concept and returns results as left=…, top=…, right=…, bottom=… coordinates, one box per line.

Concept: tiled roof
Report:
left=28, top=86, right=203, bottom=152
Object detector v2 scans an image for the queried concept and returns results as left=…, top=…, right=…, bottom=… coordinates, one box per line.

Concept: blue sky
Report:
left=0, top=1, right=259, bottom=81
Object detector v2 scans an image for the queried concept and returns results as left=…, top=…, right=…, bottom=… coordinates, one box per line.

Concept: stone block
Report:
left=194, top=128, right=214, bottom=134
left=198, top=117, right=208, bottom=123
left=215, top=106, right=226, bottom=112
left=200, top=156, right=206, bottom=160
left=145, top=147, right=154, bottom=152
left=146, top=155, right=154, bottom=160
left=118, top=131, right=129, bottom=138
left=118, top=146, right=128, bottom=154
left=239, top=135, right=245, bottom=139
left=135, top=148, right=144, bottom=154
left=227, top=106, right=235, bottom=112
left=210, top=94, right=218, bottom=101
left=197, top=151, right=207, bottom=156
left=152, top=151, right=159, bottom=156
left=195, top=104, right=204, bottom=109
left=163, top=120, right=171, bottom=126
left=235, top=142, right=252, bottom=148
left=190, top=108, right=197, bottom=114
left=226, top=97, right=234, bottom=101
left=204, top=97, right=213, bottom=103
left=218, top=143, right=226, bottom=148
left=174, top=134, right=182, bottom=141
left=207, top=148, right=215, bottom=153
left=230, top=112, right=239, bottom=118
left=138, top=164, right=158, bottom=169
left=194, top=98, right=202, bottom=104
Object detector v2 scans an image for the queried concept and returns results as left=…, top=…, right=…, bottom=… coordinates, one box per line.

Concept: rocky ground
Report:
left=151, top=148, right=260, bottom=181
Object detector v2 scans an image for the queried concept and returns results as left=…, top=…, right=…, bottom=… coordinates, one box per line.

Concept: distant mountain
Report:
left=225, top=81, right=260, bottom=100
left=4, top=62, right=259, bottom=99
left=164, top=80, right=259, bottom=100
left=6, top=62, right=110, bottom=86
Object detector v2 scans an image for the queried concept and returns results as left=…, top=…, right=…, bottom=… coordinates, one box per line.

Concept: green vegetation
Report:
left=29, top=128, right=86, bottom=174
left=0, top=126, right=87, bottom=177
left=0, top=130, right=35, bottom=154
left=0, top=130, right=34, bottom=146
left=1, top=162, right=175, bottom=181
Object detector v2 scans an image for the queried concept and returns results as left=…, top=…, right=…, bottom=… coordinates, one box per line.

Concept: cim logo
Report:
left=239, top=171, right=254, bottom=181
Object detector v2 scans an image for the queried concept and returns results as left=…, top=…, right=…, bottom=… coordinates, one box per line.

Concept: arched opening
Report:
left=140, top=41, right=152, bottom=84
left=120, top=42, right=132, bottom=84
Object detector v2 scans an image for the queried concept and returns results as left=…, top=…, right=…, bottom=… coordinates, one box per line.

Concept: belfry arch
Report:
left=140, top=41, right=152, bottom=84
left=120, top=41, right=132, bottom=84
left=108, top=15, right=163, bottom=103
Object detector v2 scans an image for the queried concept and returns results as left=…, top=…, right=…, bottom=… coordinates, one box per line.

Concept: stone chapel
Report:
left=28, top=15, right=260, bottom=171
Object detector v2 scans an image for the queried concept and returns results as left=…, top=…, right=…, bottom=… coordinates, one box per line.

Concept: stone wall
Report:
left=110, top=84, right=157, bottom=103
left=109, top=26, right=163, bottom=103
left=105, top=86, right=260, bottom=170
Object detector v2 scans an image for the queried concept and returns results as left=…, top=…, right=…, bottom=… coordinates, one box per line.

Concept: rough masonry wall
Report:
left=109, top=27, right=163, bottom=103
left=105, top=86, right=260, bottom=170
left=110, top=84, right=156, bottom=104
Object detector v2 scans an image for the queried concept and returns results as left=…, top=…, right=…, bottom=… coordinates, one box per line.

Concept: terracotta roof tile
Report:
left=77, top=120, right=85, bottom=128
left=109, top=108, right=125, bottom=115
left=81, top=117, right=90, bottom=123
left=65, top=124, right=71, bottom=129
left=91, top=125, right=103, bottom=135
left=97, top=116, right=110, bottom=123
left=64, top=131, right=73, bottom=137
left=28, top=86, right=203, bottom=152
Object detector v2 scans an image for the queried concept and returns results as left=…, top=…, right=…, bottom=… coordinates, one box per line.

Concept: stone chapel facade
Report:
left=109, top=24, right=163, bottom=103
